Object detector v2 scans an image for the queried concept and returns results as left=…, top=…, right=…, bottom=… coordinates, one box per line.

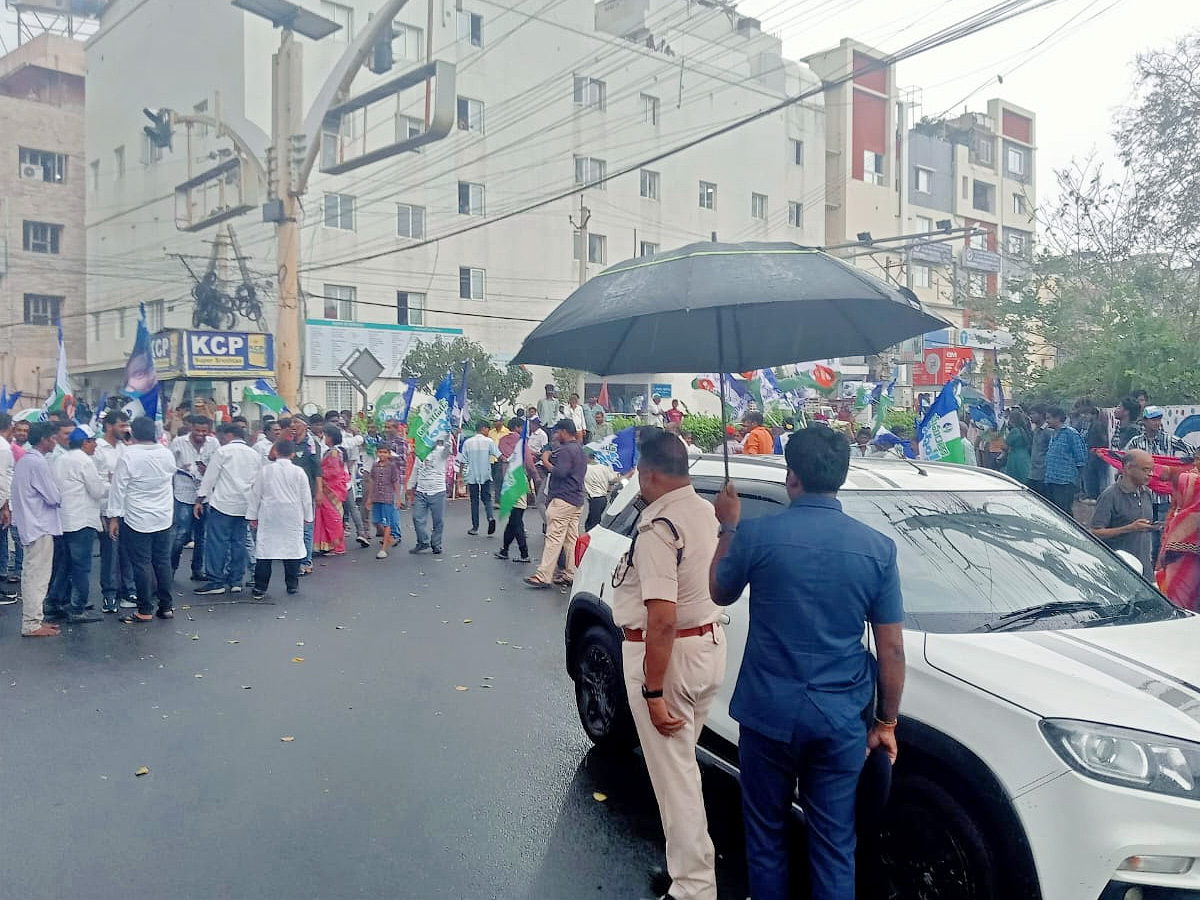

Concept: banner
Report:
left=124, top=302, right=159, bottom=421
left=410, top=373, right=455, bottom=460
left=917, top=379, right=966, bottom=463
left=375, top=380, right=417, bottom=424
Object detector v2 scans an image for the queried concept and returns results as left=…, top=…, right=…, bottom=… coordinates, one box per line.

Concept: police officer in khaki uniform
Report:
left=612, top=429, right=726, bottom=900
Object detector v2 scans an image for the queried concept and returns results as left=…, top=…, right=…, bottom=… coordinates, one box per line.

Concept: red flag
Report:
left=597, top=381, right=610, bottom=410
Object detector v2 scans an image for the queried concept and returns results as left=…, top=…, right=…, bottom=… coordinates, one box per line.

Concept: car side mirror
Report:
left=1114, top=550, right=1142, bottom=574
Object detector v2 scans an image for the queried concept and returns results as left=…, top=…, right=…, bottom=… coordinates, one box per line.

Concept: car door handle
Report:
left=719, top=613, right=731, bottom=625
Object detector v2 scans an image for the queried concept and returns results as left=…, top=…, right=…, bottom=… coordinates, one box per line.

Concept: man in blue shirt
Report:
left=709, top=426, right=906, bottom=900
left=1042, top=405, right=1088, bottom=515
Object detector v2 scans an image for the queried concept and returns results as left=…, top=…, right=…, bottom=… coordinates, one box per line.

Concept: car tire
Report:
left=879, top=774, right=999, bottom=900
left=573, top=624, right=638, bottom=754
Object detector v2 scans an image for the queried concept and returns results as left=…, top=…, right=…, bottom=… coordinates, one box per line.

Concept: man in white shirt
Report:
left=254, top=420, right=281, bottom=459
left=567, top=394, right=589, bottom=443
left=457, top=422, right=502, bottom=536
left=645, top=394, right=666, bottom=427
left=340, top=421, right=371, bottom=548
left=170, top=415, right=219, bottom=584
left=47, top=426, right=107, bottom=623
left=247, top=439, right=313, bottom=599
left=195, top=423, right=263, bottom=595
left=108, top=416, right=177, bottom=623
left=93, top=410, right=134, bottom=612
left=0, top=413, right=16, bottom=603
left=408, top=438, right=451, bottom=554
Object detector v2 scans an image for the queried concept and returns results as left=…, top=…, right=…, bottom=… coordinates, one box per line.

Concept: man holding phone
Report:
left=1091, top=448, right=1158, bottom=578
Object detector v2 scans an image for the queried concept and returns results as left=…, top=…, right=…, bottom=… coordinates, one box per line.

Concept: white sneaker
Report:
left=119, top=598, right=137, bottom=609
left=230, top=585, right=243, bottom=594
left=376, top=549, right=388, bottom=559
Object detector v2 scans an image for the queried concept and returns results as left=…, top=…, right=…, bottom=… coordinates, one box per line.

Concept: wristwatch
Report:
left=719, top=523, right=738, bottom=535
left=641, top=685, right=664, bottom=700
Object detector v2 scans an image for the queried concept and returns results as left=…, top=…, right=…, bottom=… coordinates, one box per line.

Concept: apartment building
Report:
left=0, top=33, right=87, bottom=404
left=83, top=0, right=828, bottom=411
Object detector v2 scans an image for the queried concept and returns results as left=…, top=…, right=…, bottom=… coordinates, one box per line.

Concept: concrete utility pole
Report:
left=273, top=29, right=304, bottom=411
left=570, top=197, right=591, bottom=287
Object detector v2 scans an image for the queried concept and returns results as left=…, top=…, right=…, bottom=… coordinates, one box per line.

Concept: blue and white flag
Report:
left=122, top=302, right=158, bottom=421
left=916, top=380, right=966, bottom=464
left=613, top=425, right=639, bottom=473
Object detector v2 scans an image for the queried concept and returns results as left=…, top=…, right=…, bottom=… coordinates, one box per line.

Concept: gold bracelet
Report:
left=874, top=716, right=898, bottom=728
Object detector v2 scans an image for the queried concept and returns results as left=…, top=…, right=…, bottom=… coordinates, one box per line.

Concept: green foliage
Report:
left=606, top=415, right=637, bottom=433
left=682, top=413, right=724, bottom=452
left=883, top=407, right=915, bottom=434
left=551, top=368, right=584, bottom=399
left=400, top=337, right=532, bottom=416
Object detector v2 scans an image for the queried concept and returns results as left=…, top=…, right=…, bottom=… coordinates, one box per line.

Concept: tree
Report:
left=400, top=336, right=532, bottom=417
left=552, top=367, right=584, bottom=399
left=970, top=33, right=1200, bottom=405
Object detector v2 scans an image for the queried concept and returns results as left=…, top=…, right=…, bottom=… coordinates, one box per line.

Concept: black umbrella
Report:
left=511, top=241, right=949, bottom=473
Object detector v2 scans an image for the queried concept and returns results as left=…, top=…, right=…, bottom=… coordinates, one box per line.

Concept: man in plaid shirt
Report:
left=1043, top=406, right=1088, bottom=515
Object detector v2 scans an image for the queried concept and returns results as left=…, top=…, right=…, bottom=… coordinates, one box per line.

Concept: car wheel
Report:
left=573, top=624, right=638, bottom=753
left=879, top=775, right=998, bottom=900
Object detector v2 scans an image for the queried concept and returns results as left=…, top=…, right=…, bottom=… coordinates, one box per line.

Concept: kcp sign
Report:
left=152, top=329, right=275, bottom=379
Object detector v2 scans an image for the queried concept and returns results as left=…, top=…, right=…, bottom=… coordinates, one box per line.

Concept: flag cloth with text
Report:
left=121, top=303, right=159, bottom=421
left=916, top=378, right=966, bottom=463
left=498, top=418, right=530, bottom=519
left=409, top=372, right=455, bottom=459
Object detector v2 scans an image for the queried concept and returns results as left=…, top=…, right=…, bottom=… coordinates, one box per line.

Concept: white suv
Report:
left=565, top=454, right=1200, bottom=900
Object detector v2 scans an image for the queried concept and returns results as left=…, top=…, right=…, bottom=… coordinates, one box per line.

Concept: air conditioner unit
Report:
left=19, top=164, right=40, bottom=180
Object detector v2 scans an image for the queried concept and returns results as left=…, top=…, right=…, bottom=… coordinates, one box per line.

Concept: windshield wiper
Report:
left=973, top=600, right=1116, bottom=633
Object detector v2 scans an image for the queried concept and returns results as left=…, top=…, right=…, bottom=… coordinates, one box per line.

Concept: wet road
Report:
left=0, top=503, right=753, bottom=900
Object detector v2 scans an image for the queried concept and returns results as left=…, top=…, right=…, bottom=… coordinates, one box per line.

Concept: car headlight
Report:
left=1040, top=719, right=1200, bottom=800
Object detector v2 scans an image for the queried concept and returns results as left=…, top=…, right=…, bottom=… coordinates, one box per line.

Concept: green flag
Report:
left=498, top=422, right=529, bottom=519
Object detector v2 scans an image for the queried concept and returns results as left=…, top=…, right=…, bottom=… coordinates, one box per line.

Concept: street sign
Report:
left=152, top=329, right=274, bottom=379
left=962, top=247, right=1002, bottom=273
left=958, top=327, right=1015, bottom=349
left=910, top=240, right=953, bottom=266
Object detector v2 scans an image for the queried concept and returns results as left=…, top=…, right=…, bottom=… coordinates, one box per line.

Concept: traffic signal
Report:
left=143, top=107, right=173, bottom=151
left=367, top=29, right=393, bottom=75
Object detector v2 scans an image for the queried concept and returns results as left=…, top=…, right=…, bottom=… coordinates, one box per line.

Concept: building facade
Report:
left=0, top=34, right=87, bottom=405
left=83, top=0, right=828, bottom=413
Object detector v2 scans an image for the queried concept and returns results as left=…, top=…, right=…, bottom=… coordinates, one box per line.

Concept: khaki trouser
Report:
left=534, top=498, right=582, bottom=583
left=21, top=534, right=54, bottom=635
left=624, top=627, right=727, bottom=900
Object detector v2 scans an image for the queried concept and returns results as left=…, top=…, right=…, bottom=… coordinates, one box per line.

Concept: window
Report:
left=142, top=134, right=162, bottom=164
left=322, top=284, right=355, bottom=320
left=573, top=232, right=607, bottom=265
left=398, top=115, right=423, bottom=141
left=751, top=192, right=768, bottom=220
left=22, top=221, right=62, bottom=254
left=91, top=312, right=101, bottom=342
left=457, top=181, right=485, bottom=216
left=974, top=136, right=995, bottom=166
left=1013, top=193, right=1028, bottom=216
left=699, top=180, right=716, bottom=210
left=321, top=1, right=354, bottom=39
left=459, top=267, right=485, bottom=300
left=89, top=160, right=99, bottom=192
left=912, top=265, right=931, bottom=288
left=114, top=145, right=125, bottom=178
left=914, top=166, right=932, bottom=194
left=323, top=192, right=355, bottom=230
left=117, top=308, right=126, bottom=339
left=789, top=138, right=804, bottom=166
left=639, top=169, right=660, bottom=200
left=146, top=299, right=165, bottom=332
left=19, top=147, right=67, bottom=183
left=916, top=215, right=934, bottom=233
left=397, top=203, right=426, bottom=239
left=193, top=100, right=210, bottom=137
left=573, top=155, right=607, bottom=189
left=326, top=380, right=355, bottom=412
left=23, top=294, right=62, bottom=326
left=969, top=229, right=989, bottom=250
left=863, top=151, right=884, bottom=185
left=457, top=96, right=484, bottom=133
left=1006, top=145, right=1026, bottom=177
left=1006, top=230, right=1029, bottom=258
left=972, top=180, right=995, bottom=213
left=962, top=176, right=969, bottom=199
left=397, top=291, right=426, bottom=326
left=394, top=22, right=423, bottom=60
left=967, top=273, right=987, bottom=298
left=640, top=93, right=660, bottom=125
left=457, top=10, right=483, bottom=47
left=572, top=75, right=606, bottom=111
left=639, top=241, right=659, bottom=257
left=788, top=201, right=804, bottom=228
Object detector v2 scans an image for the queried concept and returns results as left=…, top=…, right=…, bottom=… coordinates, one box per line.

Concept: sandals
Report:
left=120, top=613, right=153, bottom=624
left=524, top=575, right=553, bottom=589
left=22, top=624, right=60, bottom=637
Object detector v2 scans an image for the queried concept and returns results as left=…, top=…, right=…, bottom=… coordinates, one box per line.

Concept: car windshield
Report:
left=840, top=490, right=1182, bottom=634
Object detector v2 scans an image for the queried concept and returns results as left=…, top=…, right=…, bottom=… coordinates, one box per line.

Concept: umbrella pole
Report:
left=717, top=314, right=729, bottom=482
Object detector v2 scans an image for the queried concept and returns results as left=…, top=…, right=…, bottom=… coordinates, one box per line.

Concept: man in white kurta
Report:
left=246, top=440, right=313, bottom=599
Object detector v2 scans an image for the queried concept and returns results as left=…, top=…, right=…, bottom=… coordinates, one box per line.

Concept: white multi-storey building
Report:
left=83, top=0, right=827, bottom=412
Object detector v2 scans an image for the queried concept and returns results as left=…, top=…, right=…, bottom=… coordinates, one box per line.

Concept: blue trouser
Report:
left=303, top=520, right=314, bottom=567
left=738, top=704, right=866, bottom=900
left=99, top=521, right=135, bottom=601
left=467, top=481, right=494, bottom=530
left=0, top=524, right=9, bottom=581
left=46, top=528, right=96, bottom=615
left=203, top=507, right=247, bottom=589
left=9, top=523, right=22, bottom=576
left=412, top=490, right=445, bottom=550
left=172, top=500, right=206, bottom=577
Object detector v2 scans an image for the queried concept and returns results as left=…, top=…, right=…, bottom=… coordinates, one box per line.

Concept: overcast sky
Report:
left=740, top=0, right=1191, bottom=201
left=1, top=0, right=1189, bottom=204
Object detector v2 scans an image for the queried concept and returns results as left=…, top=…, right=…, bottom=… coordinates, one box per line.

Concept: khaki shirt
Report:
left=612, top=484, right=721, bottom=631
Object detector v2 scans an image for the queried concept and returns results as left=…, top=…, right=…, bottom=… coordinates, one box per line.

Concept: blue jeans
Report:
left=203, top=507, right=248, bottom=589
left=468, top=481, right=494, bottom=530
left=303, top=520, right=314, bottom=567
left=0, top=524, right=8, bottom=580
left=100, top=521, right=136, bottom=601
left=412, top=491, right=445, bottom=550
left=172, top=500, right=206, bottom=577
left=46, top=528, right=96, bottom=615
left=121, top=523, right=173, bottom=615
left=9, top=523, right=22, bottom=577
left=739, top=705, right=866, bottom=900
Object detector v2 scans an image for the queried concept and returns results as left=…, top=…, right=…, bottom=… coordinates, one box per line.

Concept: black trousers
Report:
left=254, top=558, right=301, bottom=594
left=585, top=496, right=607, bottom=531
left=501, top=508, right=528, bottom=557
left=121, top=524, right=174, bottom=615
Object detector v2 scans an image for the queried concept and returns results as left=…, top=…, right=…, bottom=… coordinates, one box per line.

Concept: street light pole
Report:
left=273, top=28, right=304, bottom=410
